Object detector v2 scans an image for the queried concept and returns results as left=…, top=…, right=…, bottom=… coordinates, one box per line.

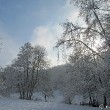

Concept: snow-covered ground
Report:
left=8, top=91, right=107, bottom=110
left=10, top=90, right=64, bottom=103
left=0, top=98, right=101, bottom=110
left=10, top=90, right=84, bottom=104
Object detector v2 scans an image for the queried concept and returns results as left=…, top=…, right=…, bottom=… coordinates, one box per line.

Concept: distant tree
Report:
left=0, top=67, right=6, bottom=96
left=63, top=53, right=98, bottom=106
left=95, top=49, right=110, bottom=107
left=11, top=42, right=49, bottom=100
left=38, top=70, right=53, bottom=102
left=3, top=65, right=19, bottom=96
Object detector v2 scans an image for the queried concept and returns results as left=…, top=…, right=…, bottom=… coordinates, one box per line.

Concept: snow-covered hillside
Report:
left=0, top=98, right=101, bottom=110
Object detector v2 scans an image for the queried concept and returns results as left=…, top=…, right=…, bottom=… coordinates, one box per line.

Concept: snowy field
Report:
left=0, top=98, right=101, bottom=110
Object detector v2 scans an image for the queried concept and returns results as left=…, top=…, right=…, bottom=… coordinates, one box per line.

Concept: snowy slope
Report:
left=0, top=98, right=101, bottom=110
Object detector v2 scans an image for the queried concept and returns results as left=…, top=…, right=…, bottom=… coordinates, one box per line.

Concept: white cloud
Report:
left=31, top=25, right=64, bottom=66
left=30, top=1, right=82, bottom=67
left=31, top=26, right=56, bottom=51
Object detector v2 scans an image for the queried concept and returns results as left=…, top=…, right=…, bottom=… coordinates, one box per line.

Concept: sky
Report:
left=0, top=0, right=80, bottom=67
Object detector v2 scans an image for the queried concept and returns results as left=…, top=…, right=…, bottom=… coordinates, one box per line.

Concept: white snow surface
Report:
left=0, top=97, right=101, bottom=110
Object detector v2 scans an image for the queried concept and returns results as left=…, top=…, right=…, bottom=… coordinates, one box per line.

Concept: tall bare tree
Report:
left=13, top=42, right=49, bottom=100
left=56, top=0, right=110, bottom=107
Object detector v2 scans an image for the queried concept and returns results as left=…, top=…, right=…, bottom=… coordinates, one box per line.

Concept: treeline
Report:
left=0, top=42, right=110, bottom=108
left=47, top=49, right=110, bottom=107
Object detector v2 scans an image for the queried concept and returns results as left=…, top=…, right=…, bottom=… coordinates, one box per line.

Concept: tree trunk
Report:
left=44, top=95, right=47, bottom=102
left=103, top=95, right=107, bottom=108
left=89, top=94, right=92, bottom=106
left=68, top=97, right=72, bottom=104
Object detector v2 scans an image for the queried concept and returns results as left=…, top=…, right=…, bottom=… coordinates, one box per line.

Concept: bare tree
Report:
left=56, top=0, right=110, bottom=107
left=13, top=42, right=49, bottom=100
left=56, top=0, right=110, bottom=58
